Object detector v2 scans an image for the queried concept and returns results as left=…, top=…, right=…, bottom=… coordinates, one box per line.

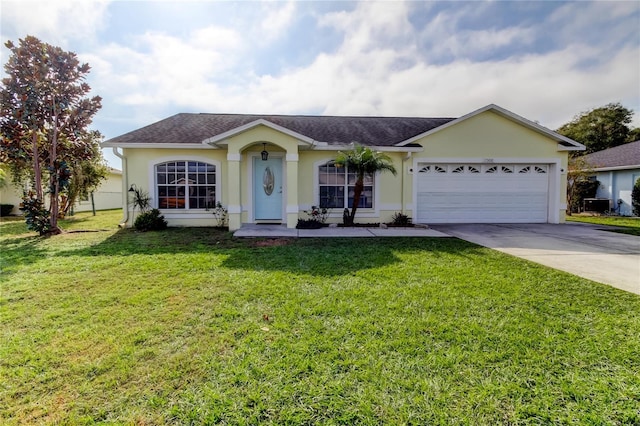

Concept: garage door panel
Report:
left=418, top=175, right=547, bottom=192
left=416, top=163, right=550, bottom=223
left=420, top=192, right=546, bottom=206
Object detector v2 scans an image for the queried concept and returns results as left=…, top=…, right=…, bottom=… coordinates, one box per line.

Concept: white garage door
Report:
left=416, top=163, right=550, bottom=223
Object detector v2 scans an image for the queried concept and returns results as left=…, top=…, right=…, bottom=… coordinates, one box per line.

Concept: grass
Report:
left=566, top=215, right=640, bottom=236
left=1, top=210, right=639, bottom=425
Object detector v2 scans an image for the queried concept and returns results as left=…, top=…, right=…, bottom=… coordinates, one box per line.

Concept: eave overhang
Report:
left=100, top=142, right=214, bottom=149
left=587, top=164, right=640, bottom=172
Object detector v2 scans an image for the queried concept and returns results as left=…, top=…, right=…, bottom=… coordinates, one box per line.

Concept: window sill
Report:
left=157, top=209, right=215, bottom=219
left=325, top=209, right=378, bottom=218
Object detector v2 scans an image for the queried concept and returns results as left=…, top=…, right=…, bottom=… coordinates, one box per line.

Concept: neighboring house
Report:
left=102, top=104, right=585, bottom=231
left=582, top=140, right=640, bottom=216
left=0, top=179, right=23, bottom=215
left=72, top=168, right=123, bottom=213
left=0, top=168, right=123, bottom=216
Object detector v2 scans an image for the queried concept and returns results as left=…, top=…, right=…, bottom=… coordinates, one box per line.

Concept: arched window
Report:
left=155, top=161, right=216, bottom=209
left=318, top=162, right=373, bottom=209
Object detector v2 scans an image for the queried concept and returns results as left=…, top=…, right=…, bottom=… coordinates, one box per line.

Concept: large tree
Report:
left=0, top=35, right=102, bottom=234
left=632, top=178, right=640, bottom=217
left=627, top=127, right=640, bottom=143
left=556, top=103, right=637, bottom=154
left=566, top=156, right=598, bottom=215
left=333, top=145, right=397, bottom=226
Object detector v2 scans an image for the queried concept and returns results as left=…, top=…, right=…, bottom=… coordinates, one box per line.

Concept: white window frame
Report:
left=149, top=156, right=221, bottom=218
left=313, top=159, right=381, bottom=217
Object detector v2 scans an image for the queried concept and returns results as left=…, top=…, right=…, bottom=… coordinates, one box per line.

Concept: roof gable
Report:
left=397, top=104, right=584, bottom=151
left=202, top=119, right=317, bottom=146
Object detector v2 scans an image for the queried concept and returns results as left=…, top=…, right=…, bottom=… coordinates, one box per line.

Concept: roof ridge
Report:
left=194, top=112, right=457, bottom=120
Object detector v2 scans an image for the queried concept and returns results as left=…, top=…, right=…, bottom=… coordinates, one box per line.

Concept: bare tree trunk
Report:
left=48, top=100, right=61, bottom=234
left=348, top=177, right=364, bottom=226
left=61, top=164, right=82, bottom=216
left=31, top=131, right=43, bottom=201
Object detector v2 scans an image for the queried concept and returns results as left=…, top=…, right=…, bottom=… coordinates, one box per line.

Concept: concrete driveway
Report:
left=431, top=223, right=640, bottom=295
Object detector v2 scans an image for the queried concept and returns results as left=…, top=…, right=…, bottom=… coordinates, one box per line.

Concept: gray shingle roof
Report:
left=582, top=140, right=640, bottom=169
left=104, top=113, right=456, bottom=147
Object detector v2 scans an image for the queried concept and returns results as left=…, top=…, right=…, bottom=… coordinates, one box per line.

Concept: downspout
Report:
left=609, top=171, right=614, bottom=212
left=401, top=152, right=413, bottom=215
left=113, top=147, right=129, bottom=227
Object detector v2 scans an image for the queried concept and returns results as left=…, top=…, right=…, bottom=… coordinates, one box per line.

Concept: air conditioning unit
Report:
left=583, top=198, right=610, bottom=213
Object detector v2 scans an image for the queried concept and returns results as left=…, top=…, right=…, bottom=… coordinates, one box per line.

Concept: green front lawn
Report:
left=567, top=215, right=640, bottom=236
left=2, top=210, right=639, bottom=424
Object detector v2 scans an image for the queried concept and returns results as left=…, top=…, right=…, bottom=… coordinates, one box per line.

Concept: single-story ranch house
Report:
left=582, top=140, right=640, bottom=216
left=102, top=104, right=585, bottom=230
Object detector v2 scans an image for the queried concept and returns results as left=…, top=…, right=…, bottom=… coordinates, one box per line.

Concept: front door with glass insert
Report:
left=253, top=157, right=283, bottom=221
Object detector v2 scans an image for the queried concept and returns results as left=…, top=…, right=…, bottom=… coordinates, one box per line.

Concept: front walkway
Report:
left=233, top=224, right=450, bottom=238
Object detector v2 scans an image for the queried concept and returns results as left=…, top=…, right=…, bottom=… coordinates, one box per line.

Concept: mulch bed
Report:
left=252, top=238, right=295, bottom=247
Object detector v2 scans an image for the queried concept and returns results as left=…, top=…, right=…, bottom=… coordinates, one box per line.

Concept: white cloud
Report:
left=74, top=0, right=639, bottom=144
left=216, top=39, right=638, bottom=130
left=81, top=25, right=245, bottom=110
left=222, top=1, right=640, bottom=129
left=414, top=2, right=524, bottom=63
left=378, top=45, right=639, bottom=129
left=191, top=26, right=243, bottom=51
left=320, top=1, right=414, bottom=54
left=259, top=1, right=296, bottom=43
left=0, top=0, right=110, bottom=46
left=455, top=27, right=536, bottom=58
left=549, top=1, right=639, bottom=36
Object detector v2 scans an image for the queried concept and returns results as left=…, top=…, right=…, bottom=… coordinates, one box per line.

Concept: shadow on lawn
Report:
left=54, top=227, right=245, bottom=256
left=221, top=238, right=409, bottom=276
left=0, top=235, right=47, bottom=278
left=51, top=227, right=480, bottom=277
left=0, top=220, right=29, bottom=237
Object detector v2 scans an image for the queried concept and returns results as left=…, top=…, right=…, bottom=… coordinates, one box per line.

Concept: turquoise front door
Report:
left=253, top=157, right=283, bottom=221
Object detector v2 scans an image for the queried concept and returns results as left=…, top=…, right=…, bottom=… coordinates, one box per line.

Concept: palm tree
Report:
left=333, top=145, right=397, bottom=226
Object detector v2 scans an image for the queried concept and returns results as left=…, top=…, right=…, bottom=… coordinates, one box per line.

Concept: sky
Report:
left=1, top=0, right=639, bottom=169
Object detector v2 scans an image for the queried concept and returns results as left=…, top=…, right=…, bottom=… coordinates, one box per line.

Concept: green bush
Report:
left=571, top=179, right=600, bottom=213
left=296, top=218, right=323, bottom=229
left=134, top=209, right=167, bottom=232
left=297, top=206, right=329, bottom=229
left=21, top=195, right=51, bottom=235
left=390, top=212, right=411, bottom=226
left=0, top=204, right=14, bottom=216
left=303, top=206, right=329, bottom=224
left=632, top=178, right=640, bottom=217
left=210, top=201, right=228, bottom=228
